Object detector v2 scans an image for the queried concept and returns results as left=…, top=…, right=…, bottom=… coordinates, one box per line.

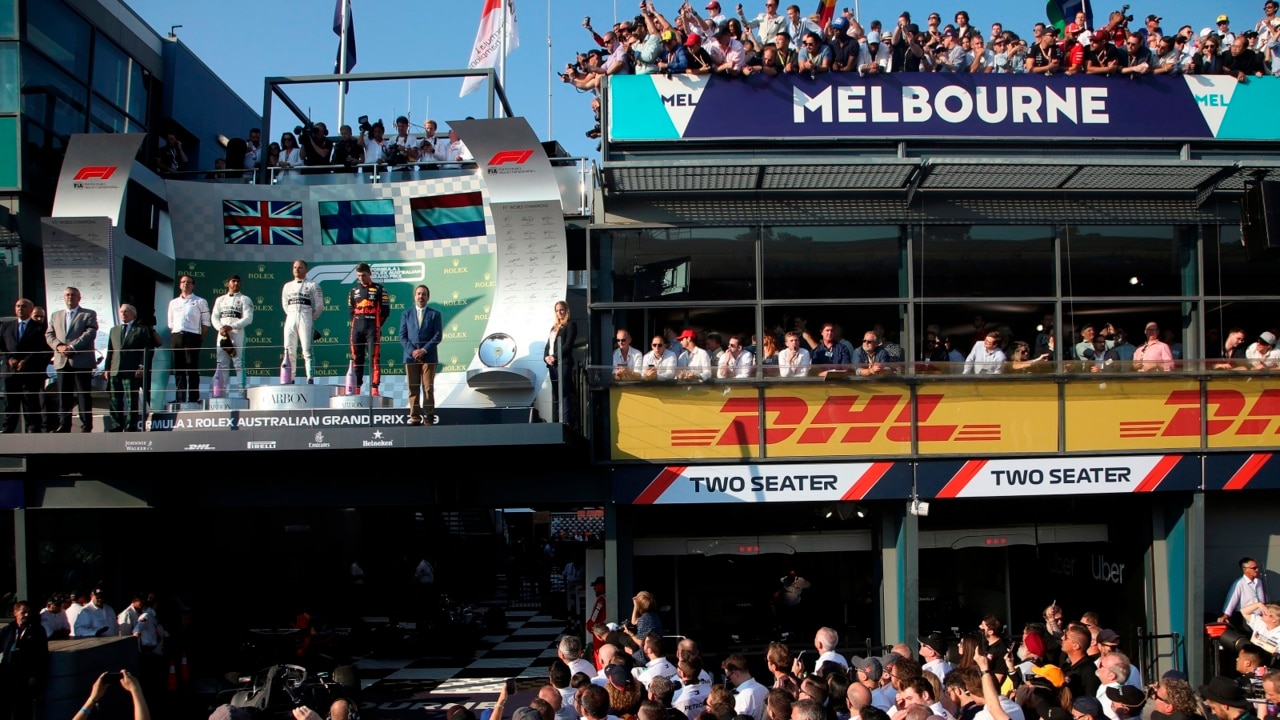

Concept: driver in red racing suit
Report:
left=348, top=262, right=391, bottom=395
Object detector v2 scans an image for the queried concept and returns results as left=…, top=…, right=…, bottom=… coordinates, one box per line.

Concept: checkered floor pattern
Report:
left=354, top=610, right=567, bottom=694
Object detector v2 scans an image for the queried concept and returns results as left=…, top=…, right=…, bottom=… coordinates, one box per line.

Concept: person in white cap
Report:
left=1246, top=331, right=1280, bottom=368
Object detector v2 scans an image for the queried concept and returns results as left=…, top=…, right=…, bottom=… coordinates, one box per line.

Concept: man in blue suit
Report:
left=399, top=284, right=442, bottom=426
left=44, top=287, right=99, bottom=433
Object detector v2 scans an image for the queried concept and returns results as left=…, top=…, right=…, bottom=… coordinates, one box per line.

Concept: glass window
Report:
left=1060, top=225, right=1192, bottom=298
left=0, top=0, right=14, bottom=38
left=88, top=94, right=125, bottom=133
left=127, top=60, right=148, bottom=123
left=1204, top=224, right=1279, bottom=298
left=916, top=301, right=1056, bottom=370
left=594, top=227, right=755, bottom=303
left=0, top=42, right=17, bottom=112
left=21, top=50, right=86, bottom=137
left=763, top=225, right=902, bottom=299
left=1063, top=302, right=1190, bottom=364
left=1203, top=301, right=1280, bottom=361
left=25, top=0, right=90, bottom=78
left=91, top=36, right=127, bottom=111
left=0, top=115, right=17, bottom=188
left=915, top=225, right=1054, bottom=299
left=763, top=303, right=907, bottom=369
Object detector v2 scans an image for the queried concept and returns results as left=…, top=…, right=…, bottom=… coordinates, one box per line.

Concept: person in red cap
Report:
left=675, top=329, right=712, bottom=381
left=705, top=1, right=727, bottom=28
left=1062, top=23, right=1086, bottom=72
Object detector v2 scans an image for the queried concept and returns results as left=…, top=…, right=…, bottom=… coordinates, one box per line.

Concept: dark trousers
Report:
left=350, top=321, right=380, bottom=389
left=2, top=372, right=44, bottom=432
left=406, top=362, right=437, bottom=422
left=171, top=331, right=202, bottom=403
left=108, top=371, right=145, bottom=431
left=54, top=367, right=93, bottom=432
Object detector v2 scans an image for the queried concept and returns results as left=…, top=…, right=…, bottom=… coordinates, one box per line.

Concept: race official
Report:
left=399, top=284, right=442, bottom=425
left=166, top=274, right=210, bottom=404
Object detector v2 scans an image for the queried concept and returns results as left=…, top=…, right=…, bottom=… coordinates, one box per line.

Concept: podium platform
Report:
left=329, top=393, right=396, bottom=409
left=246, top=384, right=334, bottom=410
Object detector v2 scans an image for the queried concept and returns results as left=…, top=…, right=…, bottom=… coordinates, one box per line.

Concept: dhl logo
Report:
left=1121, top=389, right=1280, bottom=438
left=670, top=394, right=1001, bottom=447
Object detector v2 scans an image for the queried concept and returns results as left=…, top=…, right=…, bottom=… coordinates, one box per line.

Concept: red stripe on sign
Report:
left=935, top=460, right=987, bottom=499
left=841, top=462, right=893, bottom=501
left=1133, top=455, right=1181, bottom=493
left=634, top=466, right=687, bottom=504
left=1224, top=453, right=1272, bottom=491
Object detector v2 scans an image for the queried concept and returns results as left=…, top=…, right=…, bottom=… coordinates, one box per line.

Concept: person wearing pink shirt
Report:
left=1132, top=322, right=1174, bottom=372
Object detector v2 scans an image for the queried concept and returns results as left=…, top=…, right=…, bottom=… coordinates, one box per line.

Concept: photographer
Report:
left=361, top=119, right=388, bottom=169
left=330, top=124, right=363, bottom=173
left=301, top=122, right=333, bottom=170
left=74, top=670, right=151, bottom=720
left=389, top=115, right=420, bottom=168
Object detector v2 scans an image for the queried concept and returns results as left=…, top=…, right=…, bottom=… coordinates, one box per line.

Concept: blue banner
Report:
left=608, top=74, right=1278, bottom=142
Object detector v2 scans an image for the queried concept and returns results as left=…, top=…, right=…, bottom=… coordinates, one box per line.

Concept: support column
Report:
left=604, top=502, right=634, bottom=624
left=880, top=502, right=918, bottom=646
left=1147, top=493, right=1205, bottom=682
left=13, top=508, right=26, bottom=602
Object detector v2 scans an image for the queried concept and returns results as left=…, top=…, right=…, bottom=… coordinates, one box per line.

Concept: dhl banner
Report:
left=610, top=383, right=1056, bottom=461
left=916, top=455, right=1202, bottom=500
left=617, top=462, right=913, bottom=504
left=1065, top=377, right=1280, bottom=451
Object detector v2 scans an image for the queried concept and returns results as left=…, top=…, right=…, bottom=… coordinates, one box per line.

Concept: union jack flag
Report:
left=223, top=200, right=304, bottom=245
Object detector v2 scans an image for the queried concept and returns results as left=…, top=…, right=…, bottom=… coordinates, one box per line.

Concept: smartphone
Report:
left=103, top=671, right=124, bottom=682
left=797, top=650, right=815, bottom=674
left=505, top=678, right=517, bottom=695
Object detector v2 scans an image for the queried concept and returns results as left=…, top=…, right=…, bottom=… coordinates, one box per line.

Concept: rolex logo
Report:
left=322, top=361, right=330, bottom=369
left=256, top=296, right=265, bottom=304
left=451, top=323, right=459, bottom=332
left=187, top=262, right=196, bottom=270
left=254, top=328, right=263, bottom=337
left=450, top=356, right=458, bottom=364
left=322, top=328, right=331, bottom=337
left=483, top=305, right=490, bottom=313
left=483, top=272, right=491, bottom=281
left=324, top=296, right=332, bottom=304
left=257, top=264, right=266, bottom=272
left=253, top=361, right=262, bottom=368
left=452, top=258, right=460, bottom=267
left=452, top=291, right=459, bottom=300
left=389, top=294, right=397, bottom=303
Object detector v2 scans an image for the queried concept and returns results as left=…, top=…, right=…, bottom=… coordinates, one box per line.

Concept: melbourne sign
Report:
left=608, top=74, right=1279, bottom=141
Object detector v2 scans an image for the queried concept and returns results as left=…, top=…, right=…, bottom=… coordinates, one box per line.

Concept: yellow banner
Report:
left=1205, top=377, right=1280, bottom=449
left=610, top=382, right=1057, bottom=460
left=1064, top=378, right=1202, bottom=451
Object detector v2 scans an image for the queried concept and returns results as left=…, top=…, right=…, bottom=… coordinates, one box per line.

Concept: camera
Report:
left=1117, top=4, right=1134, bottom=26
left=357, top=115, right=374, bottom=134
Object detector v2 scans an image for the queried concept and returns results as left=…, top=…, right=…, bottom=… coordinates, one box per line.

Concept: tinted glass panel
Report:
left=595, top=227, right=755, bottom=303
left=22, top=49, right=87, bottom=137
left=1060, top=225, right=1192, bottom=298
left=0, top=0, right=14, bottom=38
left=1203, top=224, right=1277, bottom=298
left=914, top=225, right=1054, bottom=298
left=89, top=94, right=126, bottom=133
left=763, top=225, right=902, bottom=299
left=25, top=0, right=90, bottom=78
left=0, top=42, right=17, bottom=112
left=91, top=36, right=128, bottom=111
left=127, top=60, right=148, bottom=122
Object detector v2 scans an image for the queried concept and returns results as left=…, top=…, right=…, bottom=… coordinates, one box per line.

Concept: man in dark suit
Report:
left=44, top=286, right=99, bottom=433
left=1, top=298, right=51, bottom=433
left=398, top=284, right=442, bottom=426
left=103, top=303, right=160, bottom=432
left=0, top=600, right=49, bottom=720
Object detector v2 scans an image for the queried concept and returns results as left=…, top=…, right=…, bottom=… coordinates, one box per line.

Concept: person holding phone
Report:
left=77, top=670, right=151, bottom=720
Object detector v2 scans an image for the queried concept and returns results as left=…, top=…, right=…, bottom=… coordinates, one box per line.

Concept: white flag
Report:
left=461, top=0, right=519, bottom=97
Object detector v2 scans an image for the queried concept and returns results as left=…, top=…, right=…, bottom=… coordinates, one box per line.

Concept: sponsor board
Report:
left=611, top=383, right=1055, bottom=460
left=619, top=462, right=908, bottom=504
left=920, top=454, right=1199, bottom=499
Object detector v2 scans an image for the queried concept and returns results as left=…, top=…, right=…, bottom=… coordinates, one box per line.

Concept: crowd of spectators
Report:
left=561, top=0, right=1280, bottom=136
left=606, top=317, right=1280, bottom=381
left=490, top=594, right=1278, bottom=720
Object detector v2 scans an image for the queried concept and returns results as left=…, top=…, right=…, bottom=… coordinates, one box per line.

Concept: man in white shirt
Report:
left=672, top=660, right=711, bottom=717
left=634, top=635, right=678, bottom=689
left=1093, top=652, right=1131, bottom=720
left=166, top=274, right=210, bottom=403
left=558, top=634, right=596, bottom=677
left=723, top=653, right=768, bottom=720
left=73, top=588, right=118, bottom=637
left=642, top=335, right=677, bottom=380
left=1220, top=556, right=1267, bottom=622
left=963, top=331, right=1006, bottom=375
left=363, top=121, right=388, bottom=165
left=920, top=633, right=955, bottom=685
left=40, top=595, right=70, bottom=638
left=117, top=594, right=143, bottom=636
left=718, top=335, right=755, bottom=378
left=741, top=0, right=787, bottom=47
left=613, top=330, right=644, bottom=380
left=812, top=627, right=849, bottom=672
left=676, top=330, right=712, bottom=381
left=778, top=331, right=812, bottom=377
left=1246, top=332, right=1280, bottom=369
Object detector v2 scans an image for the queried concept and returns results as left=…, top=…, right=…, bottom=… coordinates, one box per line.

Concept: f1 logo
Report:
left=487, top=150, right=534, bottom=166
left=73, top=166, right=117, bottom=181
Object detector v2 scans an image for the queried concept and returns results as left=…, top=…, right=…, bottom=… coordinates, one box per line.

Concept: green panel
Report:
left=177, top=255, right=496, bottom=379
left=0, top=0, right=13, bottom=38
left=0, top=115, right=17, bottom=189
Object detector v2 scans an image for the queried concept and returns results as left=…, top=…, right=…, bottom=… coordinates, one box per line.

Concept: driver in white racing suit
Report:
left=211, top=274, right=254, bottom=392
left=281, top=259, right=324, bottom=383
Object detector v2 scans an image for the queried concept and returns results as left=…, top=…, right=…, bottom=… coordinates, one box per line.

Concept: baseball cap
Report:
left=851, top=656, right=883, bottom=681
left=1146, top=14, right=1162, bottom=22
left=919, top=633, right=946, bottom=656
left=1031, top=664, right=1066, bottom=688
left=605, top=664, right=634, bottom=688
left=831, top=16, right=849, bottom=30
left=1106, top=685, right=1147, bottom=711
left=866, top=30, right=882, bottom=43
left=1261, top=331, right=1278, bottom=345
left=1217, top=14, right=1230, bottom=23
left=1096, top=628, right=1120, bottom=644
left=707, top=1, right=721, bottom=8
left=1073, top=696, right=1106, bottom=720
left=714, top=21, right=731, bottom=36
left=684, top=33, right=702, bottom=47
left=677, top=329, right=698, bottom=340
left=1067, top=22, right=1082, bottom=34
left=1200, top=27, right=1214, bottom=38
left=661, top=29, right=674, bottom=42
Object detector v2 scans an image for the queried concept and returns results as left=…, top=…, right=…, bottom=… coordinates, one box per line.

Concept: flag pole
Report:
left=337, top=0, right=349, bottom=126
left=500, top=0, right=509, bottom=117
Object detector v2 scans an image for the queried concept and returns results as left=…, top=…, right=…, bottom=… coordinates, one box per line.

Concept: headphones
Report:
left=328, top=698, right=361, bottom=720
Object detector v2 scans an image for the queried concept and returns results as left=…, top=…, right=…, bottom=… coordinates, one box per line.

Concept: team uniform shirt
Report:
left=673, top=681, right=711, bottom=717
left=73, top=601, right=117, bottom=637
left=166, top=294, right=210, bottom=334
left=282, top=280, right=323, bottom=319
left=349, top=283, right=390, bottom=325
left=568, top=657, right=595, bottom=677
left=733, top=676, right=769, bottom=720
left=212, top=293, right=254, bottom=332
left=635, top=656, right=679, bottom=688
